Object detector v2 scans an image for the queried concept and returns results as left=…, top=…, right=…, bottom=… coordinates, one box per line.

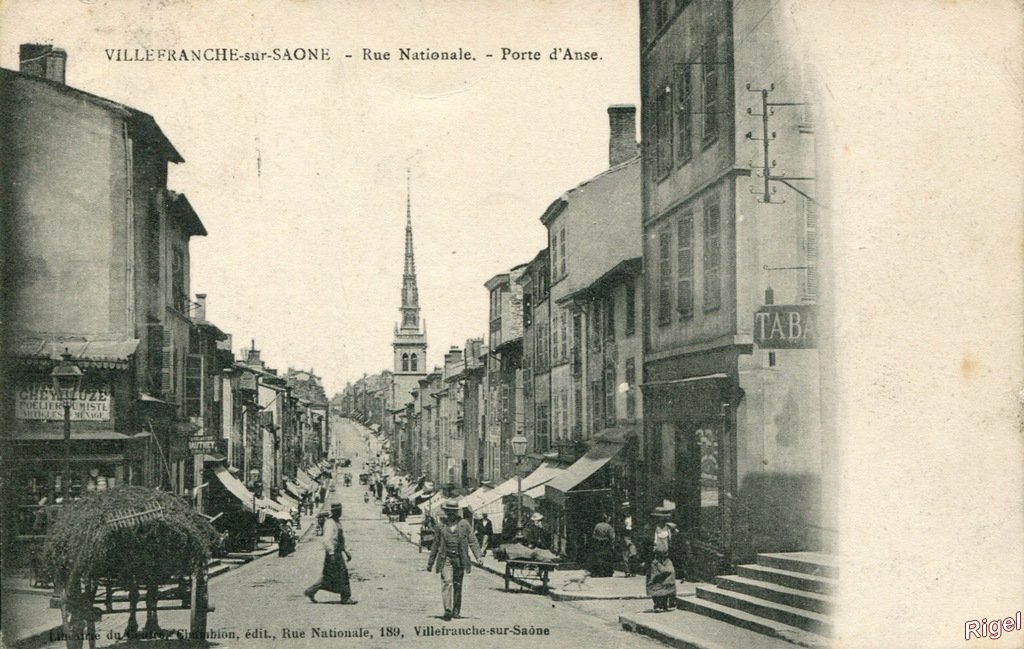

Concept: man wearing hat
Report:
left=522, top=512, right=550, bottom=550
left=304, top=502, right=357, bottom=604
left=426, top=499, right=482, bottom=620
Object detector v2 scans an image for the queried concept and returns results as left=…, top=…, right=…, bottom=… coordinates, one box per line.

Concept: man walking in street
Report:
left=304, top=502, right=357, bottom=605
left=473, top=513, right=493, bottom=557
left=426, top=499, right=482, bottom=621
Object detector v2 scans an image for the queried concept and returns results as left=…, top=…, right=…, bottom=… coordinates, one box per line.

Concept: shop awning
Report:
left=544, top=440, right=624, bottom=496
left=459, top=486, right=495, bottom=512
left=212, top=464, right=260, bottom=513
left=297, top=468, right=318, bottom=486
left=284, top=478, right=306, bottom=497
left=11, top=335, right=140, bottom=370
left=277, top=493, right=299, bottom=509
left=473, top=461, right=566, bottom=511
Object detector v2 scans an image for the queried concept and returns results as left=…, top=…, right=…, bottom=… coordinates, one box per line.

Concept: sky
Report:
left=0, top=0, right=640, bottom=396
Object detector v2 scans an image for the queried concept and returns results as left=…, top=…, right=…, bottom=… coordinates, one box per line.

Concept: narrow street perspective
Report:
left=24, top=417, right=679, bottom=649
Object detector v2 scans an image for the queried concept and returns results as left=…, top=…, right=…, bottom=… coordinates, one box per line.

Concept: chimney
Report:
left=247, top=339, right=262, bottom=367
left=608, top=104, right=637, bottom=167
left=20, top=43, right=67, bottom=84
left=194, top=293, right=207, bottom=321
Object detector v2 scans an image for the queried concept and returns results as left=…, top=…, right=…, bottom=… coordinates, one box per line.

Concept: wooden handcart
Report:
left=504, top=559, right=557, bottom=594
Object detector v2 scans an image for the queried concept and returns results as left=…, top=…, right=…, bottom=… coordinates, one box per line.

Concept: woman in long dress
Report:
left=645, top=507, right=677, bottom=611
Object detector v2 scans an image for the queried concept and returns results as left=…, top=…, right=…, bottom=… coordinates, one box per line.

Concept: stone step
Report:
left=208, top=564, right=231, bottom=579
left=675, top=596, right=831, bottom=649
left=735, top=564, right=836, bottom=595
left=715, top=575, right=833, bottom=615
left=694, top=584, right=832, bottom=636
left=756, top=552, right=838, bottom=579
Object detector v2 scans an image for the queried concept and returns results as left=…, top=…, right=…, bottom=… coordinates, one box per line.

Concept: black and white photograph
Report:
left=0, top=2, right=1021, bottom=648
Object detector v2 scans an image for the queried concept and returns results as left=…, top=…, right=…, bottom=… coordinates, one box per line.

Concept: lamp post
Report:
left=510, top=434, right=528, bottom=536
left=51, top=350, right=83, bottom=502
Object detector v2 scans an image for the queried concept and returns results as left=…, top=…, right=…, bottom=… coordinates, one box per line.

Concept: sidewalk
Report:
left=389, top=515, right=810, bottom=649
left=389, top=515, right=672, bottom=601
left=2, top=512, right=320, bottom=648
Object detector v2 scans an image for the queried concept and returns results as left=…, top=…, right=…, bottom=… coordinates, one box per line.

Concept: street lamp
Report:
left=51, top=350, right=83, bottom=502
left=510, top=434, right=528, bottom=536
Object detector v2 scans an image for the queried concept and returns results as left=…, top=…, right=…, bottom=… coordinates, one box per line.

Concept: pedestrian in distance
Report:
left=590, top=513, right=616, bottom=577
left=473, top=513, right=493, bottom=557
left=645, top=506, right=677, bottom=612
left=304, top=502, right=357, bottom=605
left=426, top=499, right=482, bottom=621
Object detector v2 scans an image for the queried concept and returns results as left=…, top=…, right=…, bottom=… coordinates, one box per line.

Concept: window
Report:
left=550, top=230, right=559, bottom=282
left=410, top=353, right=419, bottom=372
left=574, top=387, right=583, bottom=438
left=657, top=229, right=673, bottom=324
left=803, top=197, right=819, bottom=300
left=675, top=63, right=693, bottom=161
left=604, top=293, right=616, bottom=340
left=625, top=279, right=636, bottom=335
left=655, top=85, right=673, bottom=177
left=171, top=245, right=187, bottom=312
left=523, top=292, right=533, bottom=328
left=703, top=198, right=721, bottom=310
left=550, top=317, right=560, bottom=364
left=591, top=301, right=602, bottom=351
left=625, top=357, right=637, bottom=419
left=604, top=365, right=616, bottom=426
left=590, top=381, right=603, bottom=432
left=559, top=226, right=567, bottom=277
left=560, top=311, right=569, bottom=362
left=697, top=425, right=720, bottom=508
left=677, top=209, right=694, bottom=317
left=500, top=385, right=510, bottom=422
left=535, top=403, right=550, bottom=452
left=552, top=394, right=561, bottom=441
left=560, top=390, right=569, bottom=441
left=402, top=353, right=409, bottom=372
left=572, top=313, right=582, bottom=376
left=702, top=29, right=719, bottom=142
left=490, top=288, right=501, bottom=321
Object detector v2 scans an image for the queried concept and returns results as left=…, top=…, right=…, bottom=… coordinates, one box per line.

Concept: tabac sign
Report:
left=754, top=305, right=818, bottom=349
left=15, top=382, right=112, bottom=421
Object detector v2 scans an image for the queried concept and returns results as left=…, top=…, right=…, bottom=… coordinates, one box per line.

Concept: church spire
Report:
left=399, top=169, right=420, bottom=332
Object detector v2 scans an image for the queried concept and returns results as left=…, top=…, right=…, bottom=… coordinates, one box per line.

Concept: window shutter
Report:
left=804, top=198, right=819, bottom=299
left=160, top=328, right=174, bottom=395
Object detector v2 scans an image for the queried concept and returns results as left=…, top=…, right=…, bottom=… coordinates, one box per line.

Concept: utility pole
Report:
left=745, top=83, right=815, bottom=204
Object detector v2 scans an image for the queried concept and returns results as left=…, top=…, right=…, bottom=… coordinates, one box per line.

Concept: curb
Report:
left=619, top=613, right=723, bottom=649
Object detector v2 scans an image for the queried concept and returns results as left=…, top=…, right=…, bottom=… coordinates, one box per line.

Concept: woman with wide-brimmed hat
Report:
left=645, top=506, right=678, bottom=611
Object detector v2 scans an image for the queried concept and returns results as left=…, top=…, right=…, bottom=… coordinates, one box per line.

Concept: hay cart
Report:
left=42, top=486, right=220, bottom=649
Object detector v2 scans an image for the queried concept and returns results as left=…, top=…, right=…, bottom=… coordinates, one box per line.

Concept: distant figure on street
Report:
left=304, top=503, right=357, bottom=605
left=426, top=499, right=482, bottom=621
left=522, top=512, right=550, bottom=550
left=590, top=513, right=616, bottom=577
left=473, top=513, right=494, bottom=557
left=645, top=507, right=677, bottom=612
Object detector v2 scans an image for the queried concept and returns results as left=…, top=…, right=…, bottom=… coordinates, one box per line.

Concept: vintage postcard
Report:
left=1, top=1, right=1021, bottom=648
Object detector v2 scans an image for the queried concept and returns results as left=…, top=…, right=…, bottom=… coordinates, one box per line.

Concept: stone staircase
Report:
left=676, top=551, right=836, bottom=648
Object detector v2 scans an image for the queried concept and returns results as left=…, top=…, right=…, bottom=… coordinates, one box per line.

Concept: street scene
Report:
left=0, top=1, right=834, bottom=646
left=17, top=417, right=684, bottom=649
left=5, top=2, right=1021, bottom=649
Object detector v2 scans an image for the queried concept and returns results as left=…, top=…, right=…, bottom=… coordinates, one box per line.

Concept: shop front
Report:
left=541, top=436, right=627, bottom=561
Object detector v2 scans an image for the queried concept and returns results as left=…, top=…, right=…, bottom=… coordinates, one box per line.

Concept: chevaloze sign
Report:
left=15, top=383, right=112, bottom=421
left=754, top=304, right=818, bottom=349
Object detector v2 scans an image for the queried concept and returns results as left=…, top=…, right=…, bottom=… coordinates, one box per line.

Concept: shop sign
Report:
left=15, top=382, right=112, bottom=421
left=188, top=435, right=218, bottom=453
left=754, top=304, right=818, bottom=349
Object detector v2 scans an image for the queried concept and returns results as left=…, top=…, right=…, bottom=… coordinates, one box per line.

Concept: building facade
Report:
left=639, top=0, right=825, bottom=576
